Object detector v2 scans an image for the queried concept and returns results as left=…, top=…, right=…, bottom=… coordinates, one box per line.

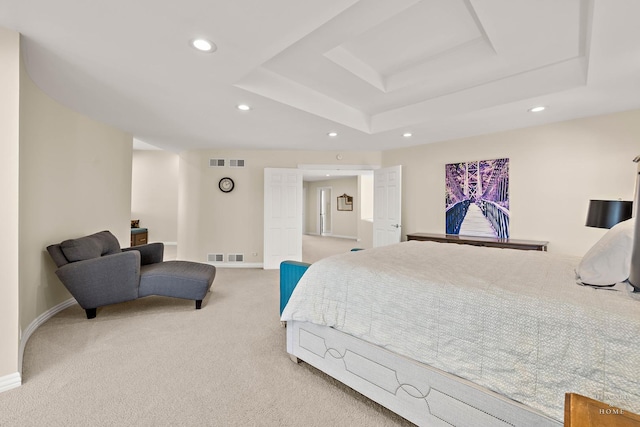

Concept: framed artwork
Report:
left=337, top=193, right=353, bottom=211
left=445, top=158, right=510, bottom=238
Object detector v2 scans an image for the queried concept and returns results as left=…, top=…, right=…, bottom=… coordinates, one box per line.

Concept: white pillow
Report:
left=576, top=218, right=635, bottom=286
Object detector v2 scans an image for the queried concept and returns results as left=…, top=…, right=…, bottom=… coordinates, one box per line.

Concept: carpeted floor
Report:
left=302, top=234, right=361, bottom=264
left=0, top=266, right=413, bottom=426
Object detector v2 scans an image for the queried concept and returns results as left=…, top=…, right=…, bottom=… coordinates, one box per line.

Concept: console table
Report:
left=406, top=232, right=548, bottom=251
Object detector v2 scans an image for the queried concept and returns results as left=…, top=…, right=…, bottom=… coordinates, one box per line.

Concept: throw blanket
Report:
left=281, top=241, right=640, bottom=422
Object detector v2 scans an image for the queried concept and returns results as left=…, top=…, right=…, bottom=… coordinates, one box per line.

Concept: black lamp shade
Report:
left=585, top=200, right=633, bottom=229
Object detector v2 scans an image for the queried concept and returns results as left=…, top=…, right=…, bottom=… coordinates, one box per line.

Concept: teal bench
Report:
left=279, top=260, right=311, bottom=314
left=280, top=249, right=364, bottom=314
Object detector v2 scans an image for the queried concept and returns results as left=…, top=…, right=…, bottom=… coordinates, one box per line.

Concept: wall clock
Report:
left=218, top=177, right=234, bottom=193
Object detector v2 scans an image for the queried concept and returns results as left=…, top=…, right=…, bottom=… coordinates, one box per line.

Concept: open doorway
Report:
left=302, top=171, right=373, bottom=263
left=263, top=166, right=376, bottom=268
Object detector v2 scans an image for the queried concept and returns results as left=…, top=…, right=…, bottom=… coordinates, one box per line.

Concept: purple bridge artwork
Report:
left=445, top=158, right=510, bottom=238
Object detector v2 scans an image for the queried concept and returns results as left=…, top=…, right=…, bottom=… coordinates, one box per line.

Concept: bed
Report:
left=280, top=218, right=640, bottom=426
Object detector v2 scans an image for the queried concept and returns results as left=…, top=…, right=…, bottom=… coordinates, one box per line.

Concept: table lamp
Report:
left=585, top=200, right=633, bottom=229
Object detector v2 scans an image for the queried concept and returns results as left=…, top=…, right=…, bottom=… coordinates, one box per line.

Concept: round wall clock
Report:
left=218, top=177, right=234, bottom=193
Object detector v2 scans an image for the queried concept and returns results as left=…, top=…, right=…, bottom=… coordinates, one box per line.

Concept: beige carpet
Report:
left=0, top=267, right=413, bottom=426
left=302, top=234, right=362, bottom=264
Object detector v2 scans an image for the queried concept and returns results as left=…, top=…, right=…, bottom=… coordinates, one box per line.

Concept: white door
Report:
left=264, top=168, right=303, bottom=269
left=373, top=165, right=402, bottom=247
left=318, top=187, right=332, bottom=235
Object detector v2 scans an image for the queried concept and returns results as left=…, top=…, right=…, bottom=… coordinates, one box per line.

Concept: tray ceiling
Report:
left=1, top=0, right=639, bottom=151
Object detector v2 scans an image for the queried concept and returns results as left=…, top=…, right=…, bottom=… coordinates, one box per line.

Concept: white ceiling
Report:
left=2, top=0, right=640, bottom=152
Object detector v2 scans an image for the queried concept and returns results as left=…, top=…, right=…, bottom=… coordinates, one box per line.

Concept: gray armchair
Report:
left=47, top=231, right=216, bottom=319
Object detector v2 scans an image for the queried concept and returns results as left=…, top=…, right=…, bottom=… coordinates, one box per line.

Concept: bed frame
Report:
left=281, top=260, right=562, bottom=425
left=286, top=319, right=560, bottom=427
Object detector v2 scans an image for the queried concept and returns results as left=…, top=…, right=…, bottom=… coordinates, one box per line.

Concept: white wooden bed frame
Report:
left=287, top=320, right=561, bottom=427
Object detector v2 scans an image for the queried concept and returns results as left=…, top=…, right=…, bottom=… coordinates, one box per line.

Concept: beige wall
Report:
left=178, top=111, right=639, bottom=261
left=383, top=110, right=640, bottom=256
left=132, top=150, right=179, bottom=243
left=18, top=56, right=133, bottom=333
left=305, top=177, right=358, bottom=238
left=177, top=150, right=381, bottom=263
left=0, top=28, right=20, bottom=380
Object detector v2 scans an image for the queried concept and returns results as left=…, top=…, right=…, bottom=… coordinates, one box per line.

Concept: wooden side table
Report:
left=406, top=232, right=548, bottom=251
left=130, top=227, right=148, bottom=246
left=565, top=393, right=640, bottom=426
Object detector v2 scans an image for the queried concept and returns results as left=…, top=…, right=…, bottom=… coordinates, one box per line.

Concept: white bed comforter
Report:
left=281, top=241, right=640, bottom=422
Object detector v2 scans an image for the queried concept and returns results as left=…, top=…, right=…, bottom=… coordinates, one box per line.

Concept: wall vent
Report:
left=207, top=253, right=224, bottom=263
left=209, top=158, right=225, bottom=167
left=227, top=253, right=244, bottom=262
left=229, top=159, right=245, bottom=168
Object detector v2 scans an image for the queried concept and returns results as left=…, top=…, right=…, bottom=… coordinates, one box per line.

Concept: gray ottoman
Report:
left=139, top=261, right=216, bottom=309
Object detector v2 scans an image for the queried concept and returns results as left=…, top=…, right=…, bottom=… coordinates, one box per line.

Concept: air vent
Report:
left=227, top=253, right=244, bottom=262
left=207, top=253, right=224, bottom=262
left=209, top=159, right=225, bottom=167
left=229, top=159, right=245, bottom=168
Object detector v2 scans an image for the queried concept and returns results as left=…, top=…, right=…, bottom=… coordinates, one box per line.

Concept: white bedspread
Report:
left=281, top=241, right=640, bottom=422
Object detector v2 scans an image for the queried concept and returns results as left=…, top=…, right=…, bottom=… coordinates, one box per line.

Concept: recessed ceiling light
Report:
left=237, top=104, right=251, bottom=111
left=191, top=38, right=216, bottom=53
left=327, top=132, right=338, bottom=137
left=402, top=132, right=412, bottom=137
left=528, top=106, right=546, bottom=113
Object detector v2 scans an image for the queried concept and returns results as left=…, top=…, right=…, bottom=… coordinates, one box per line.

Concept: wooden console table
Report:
left=406, top=232, right=548, bottom=251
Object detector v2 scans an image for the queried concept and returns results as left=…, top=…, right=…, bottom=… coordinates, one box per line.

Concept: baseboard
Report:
left=0, top=372, right=21, bottom=393
left=162, top=242, right=177, bottom=246
left=19, top=298, right=77, bottom=374
left=305, top=233, right=357, bottom=240
left=208, top=262, right=264, bottom=269
left=326, top=234, right=358, bottom=240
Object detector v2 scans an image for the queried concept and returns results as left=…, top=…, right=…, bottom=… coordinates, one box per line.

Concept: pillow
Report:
left=60, top=231, right=121, bottom=262
left=93, top=231, right=121, bottom=255
left=576, top=218, right=635, bottom=286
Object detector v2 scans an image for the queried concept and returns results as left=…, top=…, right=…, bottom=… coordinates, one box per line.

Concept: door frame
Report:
left=264, top=165, right=379, bottom=269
